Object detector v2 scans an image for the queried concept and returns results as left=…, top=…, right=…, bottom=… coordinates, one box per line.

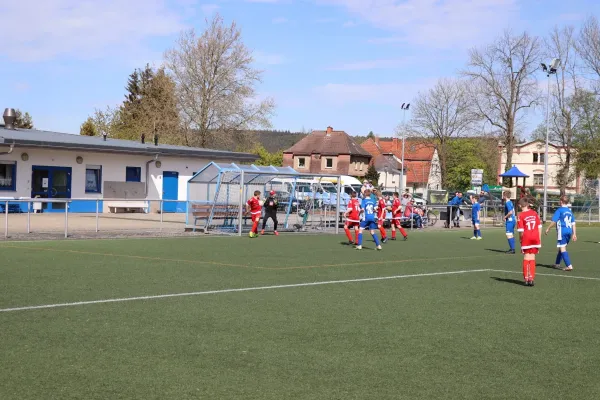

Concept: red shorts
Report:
left=522, top=248, right=539, bottom=255
left=391, top=218, right=402, bottom=227
left=251, top=214, right=261, bottom=223
left=346, top=221, right=360, bottom=229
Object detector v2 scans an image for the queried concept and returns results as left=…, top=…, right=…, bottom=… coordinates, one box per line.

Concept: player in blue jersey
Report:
left=356, top=189, right=382, bottom=250
left=470, top=195, right=482, bottom=240
left=503, top=191, right=517, bottom=254
left=545, top=195, right=578, bottom=271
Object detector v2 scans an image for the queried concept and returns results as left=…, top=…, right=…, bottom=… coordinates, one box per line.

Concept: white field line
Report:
left=0, top=269, right=491, bottom=313
left=490, top=269, right=600, bottom=281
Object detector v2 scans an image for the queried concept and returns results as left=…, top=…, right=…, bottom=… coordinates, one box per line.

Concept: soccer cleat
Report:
left=376, top=245, right=382, bottom=250
left=505, top=249, right=515, bottom=254
left=470, top=236, right=477, bottom=240
left=260, top=229, right=265, bottom=235
left=552, top=264, right=561, bottom=269
left=476, top=237, right=482, bottom=241
left=563, top=266, right=573, bottom=271
left=274, top=231, right=279, bottom=236
left=355, top=245, right=362, bottom=250
left=391, top=237, right=397, bottom=241
left=529, top=280, right=535, bottom=287
left=403, top=236, right=408, bottom=241
left=524, top=281, right=531, bottom=286
left=348, top=240, right=355, bottom=245
left=382, top=237, right=388, bottom=243
left=248, top=232, right=254, bottom=238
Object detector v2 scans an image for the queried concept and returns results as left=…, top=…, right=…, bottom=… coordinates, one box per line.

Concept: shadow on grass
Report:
left=491, top=277, right=526, bottom=286
left=537, top=263, right=561, bottom=270
left=584, top=241, right=600, bottom=244
left=485, top=248, right=510, bottom=254
left=460, top=237, right=475, bottom=240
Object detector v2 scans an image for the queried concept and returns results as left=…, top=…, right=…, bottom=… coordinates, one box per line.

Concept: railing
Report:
left=1, top=198, right=184, bottom=239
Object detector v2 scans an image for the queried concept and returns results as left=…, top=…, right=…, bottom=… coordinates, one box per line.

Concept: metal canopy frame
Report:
left=188, top=162, right=343, bottom=236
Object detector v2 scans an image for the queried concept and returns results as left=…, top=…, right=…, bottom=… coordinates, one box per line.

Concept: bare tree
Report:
left=408, top=78, right=478, bottom=187
left=164, top=14, right=275, bottom=150
left=462, top=30, right=541, bottom=173
left=543, top=25, right=581, bottom=195
left=577, top=16, right=600, bottom=89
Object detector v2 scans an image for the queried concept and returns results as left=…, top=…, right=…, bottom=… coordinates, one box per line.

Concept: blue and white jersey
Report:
left=472, top=202, right=481, bottom=222
left=361, top=198, right=378, bottom=222
left=552, top=206, right=575, bottom=238
left=504, top=200, right=516, bottom=223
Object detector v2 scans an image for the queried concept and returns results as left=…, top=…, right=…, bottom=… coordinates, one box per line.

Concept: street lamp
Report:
left=400, top=103, right=410, bottom=196
left=541, top=58, right=560, bottom=222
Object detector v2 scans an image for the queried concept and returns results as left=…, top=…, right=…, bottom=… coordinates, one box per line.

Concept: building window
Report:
left=539, top=153, right=545, bottom=163
left=0, top=161, right=16, bottom=191
left=360, top=162, right=364, bottom=171
left=325, top=158, right=333, bottom=169
left=533, top=153, right=545, bottom=163
left=533, top=153, right=538, bottom=163
left=354, top=162, right=358, bottom=171
left=126, top=166, right=142, bottom=182
left=298, top=157, right=306, bottom=168
left=85, top=165, right=102, bottom=193
left=533, top=174, right=544, bottom=186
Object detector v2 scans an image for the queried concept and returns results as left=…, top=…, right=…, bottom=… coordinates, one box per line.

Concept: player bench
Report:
left=191, top=204, right=246, bottom=232
left=106, top=201, right=148, bottom=213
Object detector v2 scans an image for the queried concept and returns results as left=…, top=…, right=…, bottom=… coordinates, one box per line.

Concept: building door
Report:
left=162, top=171, right=179, bottom=212
left=31, top=166, right=72, bottom=212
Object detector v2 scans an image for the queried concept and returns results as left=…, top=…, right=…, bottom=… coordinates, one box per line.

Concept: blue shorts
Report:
left=472, top=219, right=480, bottom=225
left=360, top=220, right=378, bottom=230
left=557, top=234, right=572, bottom=247
left=505, top=220, right=515, bottom=234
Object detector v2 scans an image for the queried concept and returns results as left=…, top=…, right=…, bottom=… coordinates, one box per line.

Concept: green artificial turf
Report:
left=1, top=228, right=599, bottom=399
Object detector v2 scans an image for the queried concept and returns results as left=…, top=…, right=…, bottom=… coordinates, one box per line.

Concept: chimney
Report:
left=154, top=134, right=159, bottom=146
left=141, top=133, right=145, bottom=144
left=102, top=132, right=107, bottom=141
left=326, top=126, right=333, bottom=135
left=392, top=137, right=399, bottom=150
left=3, top=108, right=16, bottom=130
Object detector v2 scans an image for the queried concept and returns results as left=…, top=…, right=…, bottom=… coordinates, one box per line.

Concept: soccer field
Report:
left=1, top=229, right=600, bottom=399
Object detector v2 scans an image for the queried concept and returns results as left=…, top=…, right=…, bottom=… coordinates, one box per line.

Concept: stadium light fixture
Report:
left=400, top=103, right=410, bottom=195
left=542, top=58, right=560, bottom=222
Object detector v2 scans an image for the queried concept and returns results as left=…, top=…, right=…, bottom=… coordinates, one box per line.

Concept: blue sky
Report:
left=1, top=0, right=599, bottom=138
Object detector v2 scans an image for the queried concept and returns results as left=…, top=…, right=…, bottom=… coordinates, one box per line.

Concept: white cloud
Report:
left=254, top=52, right=286, bottom=65
left=317, top=0, right=519, bottom=49
left=326, top=58, right=414, bottom=71
left=313, top=80, right=436, bottom=106
left=272, top=17, right=289, bottom=24
left=0, top=0, right=186, bottom=62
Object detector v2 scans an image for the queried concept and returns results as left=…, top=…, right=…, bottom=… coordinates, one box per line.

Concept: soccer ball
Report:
left=299, top=209, right=306, bottom=216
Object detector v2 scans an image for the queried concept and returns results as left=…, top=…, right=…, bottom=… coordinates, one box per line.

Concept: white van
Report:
left=320, top=175, right=362, bottom=196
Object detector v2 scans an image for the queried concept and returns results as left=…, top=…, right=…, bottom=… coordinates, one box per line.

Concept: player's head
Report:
left=518, top=197, right=529, bottom=210
left=269, top=190, right=276, bottom=196
left=473, top=195, right=479, bottom=201
left=560, top=195, right=569, bottom=205
left=364, top=189, right=371, bottom=197
left=253, top=190, right=261, bottom=197
left=351, top=191, right=357, bottom=198
left=393, top=192, right=399, bottom=198
left=503, top=190, right=511, bottom=200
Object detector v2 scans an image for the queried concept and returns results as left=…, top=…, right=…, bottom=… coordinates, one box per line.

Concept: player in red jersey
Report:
left=517, top=198, right=542, bottom=286
left=377, top=192, right=389, bottom=243
left=344, top=191, right=361, bottom=244
left=245, top=190, right=262, bottom=238
left=390, top=192, right=408, bottom=241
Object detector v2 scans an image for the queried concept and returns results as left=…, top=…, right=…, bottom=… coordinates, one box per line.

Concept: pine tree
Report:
left=14, top=109, right=34, bottom=129
left=80, top=117, right=97, bottom=136
left=365, top=164, right=380, bottom=185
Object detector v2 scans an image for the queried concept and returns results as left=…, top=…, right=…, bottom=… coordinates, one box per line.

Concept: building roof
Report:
left=360, top=137, right=435, bottom=161
left=499, top=165, right=529, bottom=178
left=405, top=161, right=432, bottom=185
left=373, top=155, right=402, bottom=172
left=283, top=129, right=372, bottom=157
left=500, top=139, right=562, bottom=149
left=0, top=126, right=257, bottom=162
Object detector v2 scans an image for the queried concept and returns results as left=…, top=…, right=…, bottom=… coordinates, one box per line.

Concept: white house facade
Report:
left=0, top=123, right=256, bottom=213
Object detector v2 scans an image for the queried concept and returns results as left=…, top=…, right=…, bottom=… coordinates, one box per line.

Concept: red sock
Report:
left=379, top=226, right=387, bottom=239
left=399, top=227, right=407, bottom=238
left=522, top=260, right=530, bottom=281
left=392, top=230, right=396, bottom=239
left=252, top=220, right=259, bottom=234
left=344, top=227, right=353, bottom=241
left=529, top=260, right=536, bottom=281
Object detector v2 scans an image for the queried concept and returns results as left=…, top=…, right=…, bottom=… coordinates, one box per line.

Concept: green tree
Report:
left=445, top=139, right=496, bottom=191
left=364, top=164, right=380, bottom=185
left=252, top=144, right=283, bottom=166
left=14, top=109, right=34, bottom=129
left=367, top=131, right=375, bottom=140
left=80, top=117, right=97, bottom=136
left=571, top=89, right=600, bottom=178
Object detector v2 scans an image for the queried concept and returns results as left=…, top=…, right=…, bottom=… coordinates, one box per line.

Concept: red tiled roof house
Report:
left=282, top=126, right=372, bottom=176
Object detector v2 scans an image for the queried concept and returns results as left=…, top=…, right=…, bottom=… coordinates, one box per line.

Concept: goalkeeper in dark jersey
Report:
left=261, top=190, right=279, bottom=236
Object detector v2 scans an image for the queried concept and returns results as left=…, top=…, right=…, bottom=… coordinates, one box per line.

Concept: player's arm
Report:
left=544, top=221, right=556, bottom=235
left=572, top=220, right=577, bottom=241
left=505, top=208, right=513, bottom=220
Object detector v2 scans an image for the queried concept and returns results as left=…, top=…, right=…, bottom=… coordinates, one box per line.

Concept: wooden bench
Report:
left=191, top=204, right=245, bottom=231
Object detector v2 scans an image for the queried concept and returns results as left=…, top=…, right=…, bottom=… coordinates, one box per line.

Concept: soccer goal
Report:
left=186, top=162, right=346, bottom=235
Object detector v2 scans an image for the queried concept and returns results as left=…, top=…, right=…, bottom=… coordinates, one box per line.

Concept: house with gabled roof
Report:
left=282, top=126, right=372, bottom=176
left=361, top=136, right=441, bottom=193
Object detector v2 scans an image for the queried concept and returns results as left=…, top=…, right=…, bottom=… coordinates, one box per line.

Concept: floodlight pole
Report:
left=238, top=170, right=244, bottom=236
left=542, top=61, right=558, bottom=222
left=400, top=103, right=409, bottom=196
left=335, top=175, right=342, bottom=234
